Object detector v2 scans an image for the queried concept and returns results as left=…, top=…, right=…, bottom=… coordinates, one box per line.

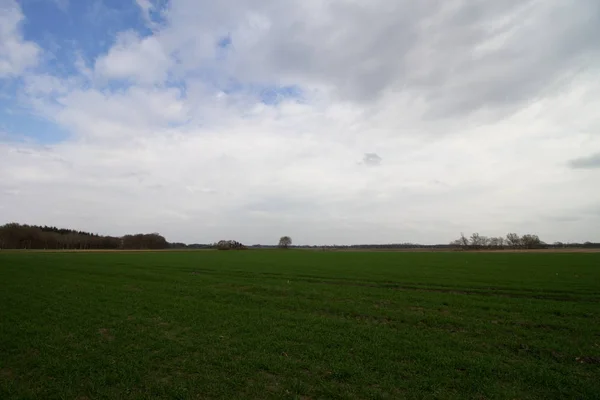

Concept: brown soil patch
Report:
left=123, top=284, right=142, bottom=292
left=576, top=356, right=600, bottom=364
left=98, top=328, right=114, bottom=341
left=0, top=368, right=14, bottom=380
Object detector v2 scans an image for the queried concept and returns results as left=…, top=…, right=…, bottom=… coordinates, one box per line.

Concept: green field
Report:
left=1, top=251, right=599, bottom=399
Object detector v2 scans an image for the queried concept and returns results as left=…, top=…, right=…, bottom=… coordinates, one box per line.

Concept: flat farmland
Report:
left=0, top=251, right=599, bottom=399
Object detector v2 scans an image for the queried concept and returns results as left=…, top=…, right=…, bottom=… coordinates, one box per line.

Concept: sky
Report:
left=1, top=0, right=599, bottom=245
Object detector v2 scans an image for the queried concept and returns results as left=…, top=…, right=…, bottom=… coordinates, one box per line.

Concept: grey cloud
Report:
left=244, top=196, right=314, bottom=215
left=185, top=185, right=217, bottom=194
left=543, top=214, right=581, bottom=223
left=1, top=187, right=21, bottom=196
left=9, top=146, right=71, bottom=166
left=540, top=202, right=600, bottom=224
left=412, top=1, right=596, bottom=118
left=97, top=0, right=600, bottom=118
left=205, top=0, right=600, bottom=117
left=363, top=153, right=382, bottom=166
left=569, top=152, right=600, bottom=169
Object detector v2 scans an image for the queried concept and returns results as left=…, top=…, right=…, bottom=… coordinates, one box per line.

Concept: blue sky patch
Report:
left=1, top=0, right=306, bottom=145
left=221, top=80, right=304, bottom=105
left=0, top=106, right=69, bottom=144
left=259, top=85, right=303, bottom=105
left=217, top=35, right=232, bottom=49
left=20, top=0, right=149, bottom=70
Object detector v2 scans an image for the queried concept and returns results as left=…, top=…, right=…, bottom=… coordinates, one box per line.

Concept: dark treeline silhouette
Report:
left=551, top=241, right=600, bottom=249
left=122, top=233, right=169, bottom=250
left=251, top=243, right=456, bottom=250
left=215, top=240, right=246, bottom=250
left=169, top=242, right=213, bottom=249
left=0, top=223, right=169, bottom=250
left=253, top=237, right=600, bottom=250
left=1, top=222, right=598, bottom=250
left=449, top=232, right=544, bottom=250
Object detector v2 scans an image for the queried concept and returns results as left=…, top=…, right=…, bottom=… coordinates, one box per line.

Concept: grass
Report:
left=0, top=250, right=599, bottom=399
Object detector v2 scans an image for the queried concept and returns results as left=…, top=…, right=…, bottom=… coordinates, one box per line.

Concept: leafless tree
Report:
left=506, top=233, right=521, bottom=249
left=521, top=234, right=543, bottom=249
left=470, top=233, right=484, bottom=249
left=488, top=237, right=505, bottom=249
left=459, top=233, right=470, bottom=248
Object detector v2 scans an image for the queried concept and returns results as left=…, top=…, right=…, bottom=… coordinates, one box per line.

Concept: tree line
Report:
left=449, top=232, right=545, bottom=250
left=449, top=232, right=600, bottom=250
left=0, top=223, right=168, bottom=250
left=1, top=222, right=598, bottom=250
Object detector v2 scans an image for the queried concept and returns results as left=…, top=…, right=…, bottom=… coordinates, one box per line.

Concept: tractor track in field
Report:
left=189, top=269, right=599, bottom=303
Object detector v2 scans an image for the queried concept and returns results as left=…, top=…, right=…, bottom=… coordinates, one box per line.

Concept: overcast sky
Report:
left=1, top=0, right=599, bottom=245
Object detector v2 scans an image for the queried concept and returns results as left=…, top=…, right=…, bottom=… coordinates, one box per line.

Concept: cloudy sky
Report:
left=1, top=0, right=599, bottom=245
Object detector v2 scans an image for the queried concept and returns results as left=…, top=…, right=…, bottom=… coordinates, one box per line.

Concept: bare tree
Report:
left=488, top=237, right=500, bottom=248
left=459, top=233, right=469, bottom=248
left=449, top=239, right=463, bottom=249
left=506, top=233, right=521, bottom=249
left=488, top=237, right=505, bottom=249
left=497, top=237, right=505, bottom=248
left=480, top=235, right=491, bottom=248
left=521, top=234, right=543, bottom=249
left=278, top=236, right=292, bottom=249
left=470, top=233, right=484, bottom=249
left=450, top=232, right=551, bottom=251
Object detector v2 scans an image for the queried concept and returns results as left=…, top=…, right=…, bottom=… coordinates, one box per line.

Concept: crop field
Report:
left=1, top=251, right=599, bottom=399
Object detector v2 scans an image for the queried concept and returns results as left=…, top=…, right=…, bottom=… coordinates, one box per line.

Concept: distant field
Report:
left=1, top=251, right=599, bottom=399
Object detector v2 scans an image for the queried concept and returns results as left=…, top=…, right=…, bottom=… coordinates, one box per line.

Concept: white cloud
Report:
left=135, top=0, right=154, bottom=26
left=94, top=30, right=171, bottom=85
left=0, top=0, right=40, bottom=77
left=49, top=86, right=189, bottom=140
left=154, top=0, right=600, bottom=117
left=2, top=0, right=600, bottom=244
left=6, top=75, right=600, bottom=243
left=135, top=0, right=153, bottom=14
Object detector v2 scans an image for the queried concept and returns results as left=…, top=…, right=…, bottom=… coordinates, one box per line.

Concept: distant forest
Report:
left=0, top=223, right=173, bottom=250
left=0, top=223, right=598, bottom=250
